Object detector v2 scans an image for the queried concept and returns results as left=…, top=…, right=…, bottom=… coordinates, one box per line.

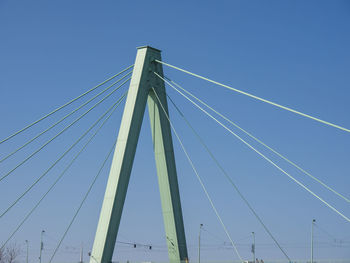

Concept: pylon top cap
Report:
left=137, top=46, right=161, bottom=52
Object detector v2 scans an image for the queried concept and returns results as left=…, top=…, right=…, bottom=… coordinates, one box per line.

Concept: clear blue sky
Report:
left=0, top=1, right=349, bottom=262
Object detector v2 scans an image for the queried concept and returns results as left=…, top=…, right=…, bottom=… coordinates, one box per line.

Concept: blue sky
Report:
left=0, top=1, right=349, bottom=262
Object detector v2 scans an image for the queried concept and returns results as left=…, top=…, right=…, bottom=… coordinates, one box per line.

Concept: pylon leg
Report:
left=148, top=87, right=188, bottom=263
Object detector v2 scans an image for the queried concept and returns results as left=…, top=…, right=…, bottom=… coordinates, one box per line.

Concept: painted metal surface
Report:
left=90, top=46, right=188, bottom=263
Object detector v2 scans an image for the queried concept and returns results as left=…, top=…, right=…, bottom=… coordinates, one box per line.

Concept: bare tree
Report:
left=0, top=244, right=20, bottom=263
left=6, top=244, right=20, bottom=263
left=0, top=246, right=5, bottom=263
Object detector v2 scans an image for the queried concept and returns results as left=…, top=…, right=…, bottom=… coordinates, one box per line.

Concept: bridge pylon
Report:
left=90, top=46, right=188, bottom=263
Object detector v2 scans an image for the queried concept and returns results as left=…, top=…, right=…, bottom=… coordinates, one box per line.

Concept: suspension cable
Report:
left=0, top=65, right=133, bottom=145
left=0, top=71, right=132, bottom=164
left=164, top=76, right=350, bottom=204
left=0, top=92, right=127, bottom=218
left=0, top=78, right=130, bottom=183
left=151, top=87, right=244, bottom=263
left=155, top=60, right=350, bottom=133
left=0, top=94, right=125, bottom=249
left=157, top=74, right=350, bottom=223
left=166, top=94, right=292, bottom=262
left=48, top=134, right=118, bottom=263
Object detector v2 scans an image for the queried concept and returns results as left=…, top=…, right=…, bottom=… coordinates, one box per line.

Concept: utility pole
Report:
left=25, top=240, right=29, bottom=263
left=252, top=232, right=255, bottom=263
left=311, top=219, right=316, bottom=263
left=39, top=230, right=45, bottom=263
left=198, top=224, right=203, bottom=263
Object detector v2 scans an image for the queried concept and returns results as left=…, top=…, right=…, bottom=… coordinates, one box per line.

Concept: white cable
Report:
left=155, top=73, right=350, bottom=223
left=166, top=93, right=292, bottom=262
left=165, top=77, right=350, bottom=204
left=155, top=60, right=350, bottom=133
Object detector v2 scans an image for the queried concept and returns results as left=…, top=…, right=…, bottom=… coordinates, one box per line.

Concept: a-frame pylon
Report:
left=90, top=46, right=188, bottom=263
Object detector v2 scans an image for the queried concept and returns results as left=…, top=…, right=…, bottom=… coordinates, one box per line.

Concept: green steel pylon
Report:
left=90, top=46, right=188, bottom=263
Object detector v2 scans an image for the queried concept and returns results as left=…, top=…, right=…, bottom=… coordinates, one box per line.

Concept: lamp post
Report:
left=198, top=224, right=203, bottom=263
left=39, top=230, right=45, bottom=263
left=25, top=240, right=29, bottom=263
left=311, top=219, right=316, bottom=263
left=252, top=232, right=255, bottom=263
left=80, top=243, right=83, bottom=263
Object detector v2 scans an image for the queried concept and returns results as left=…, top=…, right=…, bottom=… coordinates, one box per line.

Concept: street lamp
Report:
left=39, top=230, right=45, bottom=263
left=252, top=232, right=255, bottom=263
left=198, top=224, right=203, bottom=263
left=311, top=219, right=316, bottom=263
left=80, top=243, right=83, bottom=263
left=25, top=240, right=29, bottom=263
